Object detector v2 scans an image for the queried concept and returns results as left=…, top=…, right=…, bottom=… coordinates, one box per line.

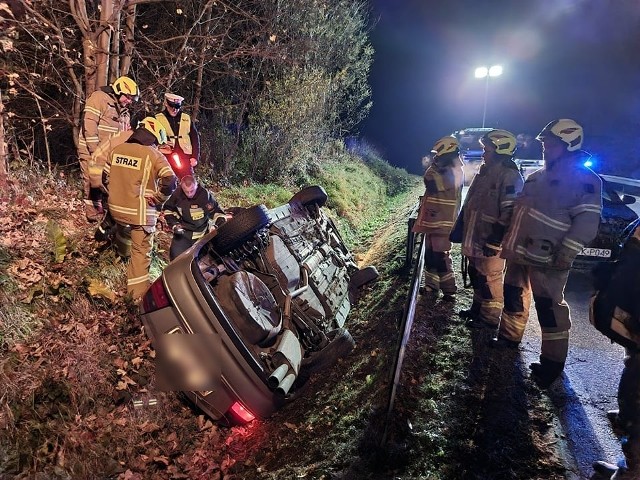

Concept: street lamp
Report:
left=475, top=65, right=503, bottom=128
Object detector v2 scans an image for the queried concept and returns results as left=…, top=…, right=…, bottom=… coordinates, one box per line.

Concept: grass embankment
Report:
left=0, top=156, right=416, bottom=479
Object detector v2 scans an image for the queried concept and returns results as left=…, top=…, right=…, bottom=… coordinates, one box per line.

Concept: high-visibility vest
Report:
left=155, top=112, right=193, bottom=155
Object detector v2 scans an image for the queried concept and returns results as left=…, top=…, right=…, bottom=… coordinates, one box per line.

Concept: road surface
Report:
left=519, top=269, right=624, bottom=479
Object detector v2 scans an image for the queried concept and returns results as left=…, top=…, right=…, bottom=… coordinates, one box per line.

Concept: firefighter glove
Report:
left=553, top=245, right=576, bottom=270
left=173, top=225, right=185, bottom=237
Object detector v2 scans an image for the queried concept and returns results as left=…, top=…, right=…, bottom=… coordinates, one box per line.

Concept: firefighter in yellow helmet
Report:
left=155, top=92, right=200, bottom=179
left=497, top=119, right=602, bottom=387
left=78, top=75, right=140, bottom=222
left=102, top=117, right=177, bottom=300
left=458, top=129, right=524, bottom=328
left=412, top=135, right=464, bottom=299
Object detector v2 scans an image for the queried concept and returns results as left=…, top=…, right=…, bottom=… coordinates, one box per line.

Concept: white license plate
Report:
left=579, top=247, right=611, bottom=258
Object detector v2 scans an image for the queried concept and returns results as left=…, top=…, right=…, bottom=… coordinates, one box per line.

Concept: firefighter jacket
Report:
left=103, top=142, right=177, bottom=227
left=461, top=158, right=524, bottom=258
left=501, top=154, right=602, bottom=268
left=590, top=231, right=640, bottom=350
left=163, top=186, right=225, bottom=241
left=412, top=156, right=464, bottom=235
left=155, top=111, right=199, bottom=159
left=78, top=87, right=130, bottom=156
left=89, top=130, right=132, bottom=189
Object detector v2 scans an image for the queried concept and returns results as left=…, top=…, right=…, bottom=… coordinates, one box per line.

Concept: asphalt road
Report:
left=519, top=192, right=639, bottom=479
left=519, top=268, right=624, bottom=480
left=457, top=185, right=639, bottom=479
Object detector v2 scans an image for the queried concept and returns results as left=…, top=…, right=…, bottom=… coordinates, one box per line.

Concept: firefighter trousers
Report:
left=115, top=224, right=154, bottom=300
left=79, top=151, right=104, bottom=221
left=468, top=255, right=505, bottom=326
left=499, top=262, right=571, bottom=365
left=423, top=233, right=456, bottom=295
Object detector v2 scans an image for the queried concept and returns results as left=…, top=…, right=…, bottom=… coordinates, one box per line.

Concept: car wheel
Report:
left=300, top=328, right=355, bottom=374
left=211, top=204, right=270, bottom=253
left=289, top=185, right=328, bottom=208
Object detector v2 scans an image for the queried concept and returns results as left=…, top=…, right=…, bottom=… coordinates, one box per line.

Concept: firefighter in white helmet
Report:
left=458, top=129, right=524, bottom=328
left=412, top=135, right=464, bottom=299
left=78, top=75, right=139, bottom=221
left=497, top=119, right=602, bottom=387
left=155, top=92, right=200, bottom=179
left=102, top=117, right=177, bottom=300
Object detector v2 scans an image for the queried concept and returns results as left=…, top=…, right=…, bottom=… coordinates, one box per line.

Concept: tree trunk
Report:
left=96, top=0, right=114, bottom=86
left=120, top=3, right=136, bottom=76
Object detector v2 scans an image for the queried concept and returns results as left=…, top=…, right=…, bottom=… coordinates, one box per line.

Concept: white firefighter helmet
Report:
left=536, top=119, right=583, bottom=152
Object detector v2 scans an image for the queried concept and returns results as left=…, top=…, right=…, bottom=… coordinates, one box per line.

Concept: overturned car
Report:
left=140, top=186, right=377, bottom=423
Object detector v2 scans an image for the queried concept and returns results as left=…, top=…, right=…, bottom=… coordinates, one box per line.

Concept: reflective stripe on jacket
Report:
left=412, top=157, right=464, bottom=235
left=163, top=185, right=224, bottom=234
left=501, top=157, right=602, bottom=267
left=155, top=112, right=193, bottom=155
left=78, top=88, right=130, bottom=156
left=462, top=159, right=524, bottom=257
left=104, top=143, right=176, bottom=226
left=89, top=130, right=133, bottom=189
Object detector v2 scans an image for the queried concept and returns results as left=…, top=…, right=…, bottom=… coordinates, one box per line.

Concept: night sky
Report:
left=360, top=0, right=640, bottom=175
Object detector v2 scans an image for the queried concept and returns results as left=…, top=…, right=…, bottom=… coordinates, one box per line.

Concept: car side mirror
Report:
left=622, top=194, right=636, bottom=205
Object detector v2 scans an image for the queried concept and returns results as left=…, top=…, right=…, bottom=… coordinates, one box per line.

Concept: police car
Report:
left=574, top=176, right=638, bottom=266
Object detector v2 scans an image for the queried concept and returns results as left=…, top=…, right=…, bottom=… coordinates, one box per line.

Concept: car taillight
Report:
left=141, top=278, right=171, bottom=313
left=228, top=401, right=255, bottom=424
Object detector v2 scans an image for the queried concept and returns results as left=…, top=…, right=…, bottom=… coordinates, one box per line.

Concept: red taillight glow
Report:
left=172, top=153, right=182, bottom=168
left=229, top=401, right=255, bottom=423
left=141, top=278, right=171, bottom=313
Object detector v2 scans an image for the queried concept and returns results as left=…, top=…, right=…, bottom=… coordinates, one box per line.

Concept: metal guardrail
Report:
left=381, top=230, right=425, bottom=445
left=405, top=201, right=420, bottom=268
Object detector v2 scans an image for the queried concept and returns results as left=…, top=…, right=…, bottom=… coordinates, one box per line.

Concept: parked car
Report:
left=514, top=158, right=544, bottom=179
left=453, top=127, right=492, bottom=185
left=140, top=186, right=378, bottom=424
left=574, top=176, right=638, bottom=267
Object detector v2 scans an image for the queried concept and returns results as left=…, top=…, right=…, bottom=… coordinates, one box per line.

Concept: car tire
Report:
left=289, top=185, right=328, bottom=208
left=300, top=327, right=355, bottom=374
left=211, top=204, right=270, bottom=253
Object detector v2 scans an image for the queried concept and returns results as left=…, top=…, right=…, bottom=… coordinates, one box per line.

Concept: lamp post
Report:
left=474, top=65, right=503, bottom=128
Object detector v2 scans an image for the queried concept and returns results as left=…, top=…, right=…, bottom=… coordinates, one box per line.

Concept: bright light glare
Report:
left=475, top=67, right=489, bottom=78
left=583, top=160, right=593, bottom=168
left=489, top=65, right=503, bottom=77
left=475, top=65, right=503, bottom=78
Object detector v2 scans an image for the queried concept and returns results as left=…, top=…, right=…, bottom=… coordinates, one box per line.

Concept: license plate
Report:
left=579, top=247, right=611, bottom=258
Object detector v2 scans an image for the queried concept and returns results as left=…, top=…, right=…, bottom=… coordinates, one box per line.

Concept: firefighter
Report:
left=102, top=117, right=177, bottom=300
left=496, top=119, right=602, bottom=387
left=155, top=92, right=200, bottom=179
left=591, top=224, right=640, bottom=480
left=458, top=129, right=524, bottom=328
left=78, top=75, right=139, bottom=221
left=162, top=175, right=227, bottom=260
left=93, top=129, right=134, bottom=242
left=412, top=135, right=464, bottom=300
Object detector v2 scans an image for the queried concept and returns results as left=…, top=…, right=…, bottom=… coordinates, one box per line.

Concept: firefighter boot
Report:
left=95, top=212, right=116, bottom=243
left=529, top=357, right=564, bottom=388
left=607, top=410, right=631, bottom=438
left=611, top=438, right=640, bottom=479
